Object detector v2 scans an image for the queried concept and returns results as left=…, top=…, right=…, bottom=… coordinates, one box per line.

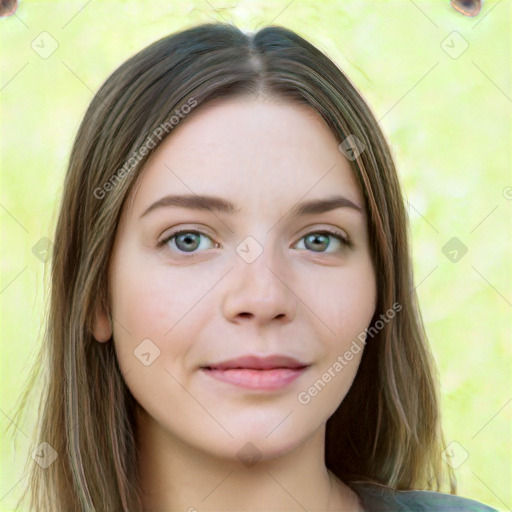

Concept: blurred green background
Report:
left=1, top=1, right=510, bottom=510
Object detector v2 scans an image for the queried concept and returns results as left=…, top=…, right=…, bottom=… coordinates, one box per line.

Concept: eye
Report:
left=293, top=229, right=351, bottom=254
left=157, top=228, right=351, bottom=256
left=158, top=230, right=217, bottom=254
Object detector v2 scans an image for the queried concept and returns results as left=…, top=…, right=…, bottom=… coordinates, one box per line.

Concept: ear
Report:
left=92, top=304, right=112, bottom=342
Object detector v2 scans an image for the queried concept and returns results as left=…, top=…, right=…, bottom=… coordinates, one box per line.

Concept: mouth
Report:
left=200, top=366, right=310, bottom=391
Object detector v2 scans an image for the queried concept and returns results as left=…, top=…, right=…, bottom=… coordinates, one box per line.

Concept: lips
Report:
left=201, top=354, right=309, bottom=371
left=200, top=354, right=310, bottom=391
left=202, top=367, right=307, bottom=391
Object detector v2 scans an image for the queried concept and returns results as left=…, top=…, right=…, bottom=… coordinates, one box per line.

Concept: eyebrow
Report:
left=139, top=194, right=364, bottom=219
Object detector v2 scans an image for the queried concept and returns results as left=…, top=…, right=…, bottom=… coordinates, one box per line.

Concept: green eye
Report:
left=160, top=231, right=216, bottom=253
left=294, top=230, right=351, bottom=254
left=158, top=228, right=351, bottom=255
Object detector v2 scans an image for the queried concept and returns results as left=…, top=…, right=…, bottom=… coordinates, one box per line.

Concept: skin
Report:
left=94, top=96, right=376, bottom=511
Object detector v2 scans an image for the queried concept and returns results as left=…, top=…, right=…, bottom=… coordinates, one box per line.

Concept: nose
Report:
left=221, top=241, right=298, bottom=326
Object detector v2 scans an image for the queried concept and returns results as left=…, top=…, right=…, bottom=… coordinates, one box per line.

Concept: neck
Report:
left=135, top=407, right=363, bottom=511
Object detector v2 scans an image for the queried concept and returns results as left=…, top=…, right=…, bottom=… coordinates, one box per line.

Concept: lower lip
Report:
left=201, top=367, right=308, bottom=391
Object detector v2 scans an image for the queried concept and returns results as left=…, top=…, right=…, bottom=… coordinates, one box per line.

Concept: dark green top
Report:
left=350, top=482, right=498, bottom=512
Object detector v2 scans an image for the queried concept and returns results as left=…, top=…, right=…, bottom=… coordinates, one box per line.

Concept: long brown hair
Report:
left=7, top=22, right=456, bottom=511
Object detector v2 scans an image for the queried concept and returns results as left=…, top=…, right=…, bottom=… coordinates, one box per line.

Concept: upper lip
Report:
left=202, top=354, right=309, bottom=370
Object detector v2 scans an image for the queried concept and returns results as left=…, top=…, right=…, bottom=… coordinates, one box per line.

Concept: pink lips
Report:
left=200, top=354, right=310, bottom=391
left=202, top=367, right=307, bottom=391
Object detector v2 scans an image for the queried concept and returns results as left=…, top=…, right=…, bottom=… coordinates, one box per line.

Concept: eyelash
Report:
left=156, top=228, right=352, bottom=255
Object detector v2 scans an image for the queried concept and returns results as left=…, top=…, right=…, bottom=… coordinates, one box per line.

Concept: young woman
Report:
left=10, top=22, right=497, bottom=511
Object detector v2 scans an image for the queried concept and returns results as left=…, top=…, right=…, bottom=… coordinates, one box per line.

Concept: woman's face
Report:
left=94, top=97, right=376, bottom=461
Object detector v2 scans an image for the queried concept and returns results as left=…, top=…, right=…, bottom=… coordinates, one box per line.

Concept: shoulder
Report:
left=349, top=481, right=499, bottom=512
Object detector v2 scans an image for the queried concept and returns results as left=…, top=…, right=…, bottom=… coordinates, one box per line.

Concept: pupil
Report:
left=306, top=234, right=328, bottom=251
left=178, top=233, right=199, bottom=252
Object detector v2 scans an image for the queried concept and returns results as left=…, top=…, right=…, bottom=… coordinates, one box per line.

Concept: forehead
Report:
left=126, top=97, right=363, bottom=217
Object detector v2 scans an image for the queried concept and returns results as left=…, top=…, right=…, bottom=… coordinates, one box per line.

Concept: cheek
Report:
left=291, top=256, right=376, bottom=402
left=108, top=256, right=208, bottom=416
left=110, top=249, right=214, bottom=340
left=108, top=250, right=204, bottom=382
left=301, top=255, right=376, bottom=342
